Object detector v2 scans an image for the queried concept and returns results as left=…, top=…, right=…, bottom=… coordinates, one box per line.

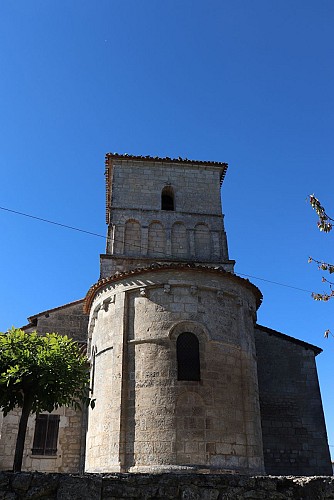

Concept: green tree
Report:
left=0, top=328, right=93, bottom=472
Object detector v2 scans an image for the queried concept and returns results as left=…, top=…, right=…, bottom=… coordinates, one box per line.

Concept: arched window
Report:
left=161, top=186, right=174, bottom=211
left=177, top=332, right=200, bottom=381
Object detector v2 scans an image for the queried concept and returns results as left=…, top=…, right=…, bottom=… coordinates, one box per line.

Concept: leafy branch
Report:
left=309, top=194, right=334, bottom=233
left=308, top=257, right=334, bottom=302
left=309, top=195, right=334, bottom=337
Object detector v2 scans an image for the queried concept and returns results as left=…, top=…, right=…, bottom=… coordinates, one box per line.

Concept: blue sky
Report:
left=1, top=1, right=334, bottom=457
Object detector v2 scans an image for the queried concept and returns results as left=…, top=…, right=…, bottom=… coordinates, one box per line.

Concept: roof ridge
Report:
left=26, top=298, right=86, bottom=323
left=256, top=324, right=322, bottom=355
left=105, top=152, right=228, bottom=167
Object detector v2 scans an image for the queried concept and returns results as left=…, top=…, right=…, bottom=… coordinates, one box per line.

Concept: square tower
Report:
left=101, top=154, right=235, bottom=277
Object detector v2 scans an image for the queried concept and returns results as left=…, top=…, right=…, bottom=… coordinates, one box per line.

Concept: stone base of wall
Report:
left=1, top=472, right=334, bottom=499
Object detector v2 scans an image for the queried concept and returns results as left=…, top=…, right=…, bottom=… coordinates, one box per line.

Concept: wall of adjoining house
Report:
left=0, top=407, right=83, bottom=473
left=254, top=326, right=332, bottom=475
left=0, top=300, right=88, bottom=473
left=24, top=300, right=88, bottom=342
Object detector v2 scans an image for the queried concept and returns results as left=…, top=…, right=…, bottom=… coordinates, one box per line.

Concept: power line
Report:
left=0, top=204, right=314, bottom=295
left=0, top=205, right=107, bottom=240
left=0, top=204, right=233, bottom=248
left=237, top=273, right=314, bottom=294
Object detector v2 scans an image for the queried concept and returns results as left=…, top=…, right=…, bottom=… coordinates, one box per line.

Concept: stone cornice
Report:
left=84, top=263, right=262, bottom=314
left=105, top=152, right=228, bottom=169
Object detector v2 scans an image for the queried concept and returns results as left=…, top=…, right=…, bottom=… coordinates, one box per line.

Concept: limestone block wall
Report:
left=254, top=325, right=332, bottom=475
left=101, top=159, right=233, bottom=277
left=107, top=216, right=228, bottom=262
left=0, top=406, right=84, bottom=473
left=23, top=300, right=88, bottom=343
left=108, top=160, right=223, bottom=215
left=85, top=267, right=264, bottom=474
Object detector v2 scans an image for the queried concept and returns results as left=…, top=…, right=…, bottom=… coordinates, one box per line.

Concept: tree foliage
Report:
left=0, top=328, right=93, bottom=471
left=309, top=194, right=333, bottom=233
left=309, top=195, right=334, bottom=338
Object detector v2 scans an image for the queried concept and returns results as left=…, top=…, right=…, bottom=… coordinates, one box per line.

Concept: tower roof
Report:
left=105, top=152, right=228, bottom=170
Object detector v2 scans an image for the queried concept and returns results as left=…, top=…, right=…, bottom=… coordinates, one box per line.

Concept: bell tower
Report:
left=100, top=154, right=235, bottom=277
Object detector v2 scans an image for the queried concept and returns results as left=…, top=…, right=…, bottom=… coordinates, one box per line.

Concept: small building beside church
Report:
left=0, top=154, right=331, bottom=475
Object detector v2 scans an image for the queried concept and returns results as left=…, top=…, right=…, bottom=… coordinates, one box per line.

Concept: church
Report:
left=0, top=154, right=331, bottom=475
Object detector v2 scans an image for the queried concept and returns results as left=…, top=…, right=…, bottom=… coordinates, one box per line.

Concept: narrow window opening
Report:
left=32, top=414, right=60, bottom=455
left=161, top=186, right=174, bottom=211
left=177, top=332, right=200, bottom=381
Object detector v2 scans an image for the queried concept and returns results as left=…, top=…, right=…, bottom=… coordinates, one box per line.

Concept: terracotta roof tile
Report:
left=105, top=152, right=228, bottom=169
left=84, top=263, right=262, bottom=314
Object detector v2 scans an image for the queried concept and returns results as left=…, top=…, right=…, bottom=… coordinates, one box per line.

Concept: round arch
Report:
left=169, top=320, right=209, bottom=343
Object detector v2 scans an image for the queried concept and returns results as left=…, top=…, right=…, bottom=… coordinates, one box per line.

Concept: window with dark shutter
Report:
left=161, top=186, right=174, bottom=211
left=32, top=414, right=60, bottom=456
left=177, top=332, right=200, bottom=381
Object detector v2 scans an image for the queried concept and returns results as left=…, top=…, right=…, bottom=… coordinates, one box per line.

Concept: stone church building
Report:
left=0, top=154, right=331, bottom=475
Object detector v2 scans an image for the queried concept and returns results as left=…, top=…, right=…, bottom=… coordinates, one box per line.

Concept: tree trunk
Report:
left=13, top=392, right=33, bottom=472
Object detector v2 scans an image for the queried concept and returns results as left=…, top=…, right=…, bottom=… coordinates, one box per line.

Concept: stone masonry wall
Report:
left=85, top=268, right=264, bottom=474
left=101, top=159, right=232, bottom=277
left=254, top=326, right=332, bottom=476
left=2, top=472, right=334, bottom=499
left=23, top=300, right=89, bottom=342
left=111, top=214, right=225, bottom=260
left=0, top=407, right=84, bottom=473
left=109, top=160, right=223, bottom=215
